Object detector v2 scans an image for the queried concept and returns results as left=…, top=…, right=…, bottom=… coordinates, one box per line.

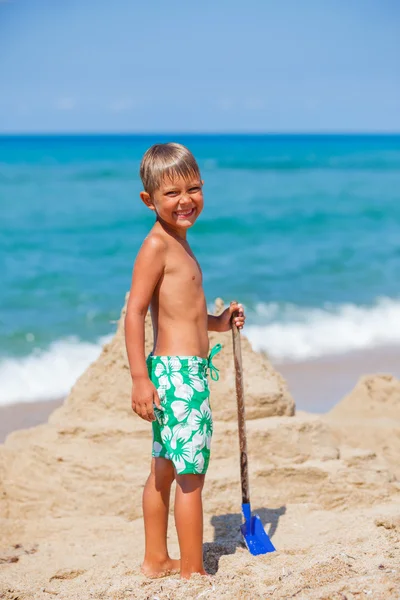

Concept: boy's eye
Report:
left=166, top=191, right=179, bottom=197
left=189, top=187, right=200, bottom=193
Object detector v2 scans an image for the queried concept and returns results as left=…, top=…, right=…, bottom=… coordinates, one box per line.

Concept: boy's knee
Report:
left=175, top=473, right=205, bottom=493
left=151, top=457, right=175, bottom=489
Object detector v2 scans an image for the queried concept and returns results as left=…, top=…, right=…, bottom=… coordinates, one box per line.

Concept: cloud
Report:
left=56, top=97, right=76, bottom=111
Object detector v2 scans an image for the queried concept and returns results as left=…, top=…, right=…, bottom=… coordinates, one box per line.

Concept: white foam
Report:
left=2, top=297, right=400, bottom=406
left=0, top=336, right=111, bottom=407
left=246, top=297, right=400, bottom=361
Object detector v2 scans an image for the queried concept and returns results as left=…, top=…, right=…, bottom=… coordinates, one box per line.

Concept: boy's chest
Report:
left=165, top=248, right=203, bottom=285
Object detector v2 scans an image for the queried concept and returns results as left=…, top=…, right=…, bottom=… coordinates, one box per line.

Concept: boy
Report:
left=125, top=143, right=245, bottom=579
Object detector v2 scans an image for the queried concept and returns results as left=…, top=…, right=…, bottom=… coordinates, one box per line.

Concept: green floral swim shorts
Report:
left=146, top=344, right=222, bottom=475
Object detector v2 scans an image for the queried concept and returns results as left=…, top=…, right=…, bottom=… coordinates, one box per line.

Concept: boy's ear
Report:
left=140, top=191, right=156, bottom=211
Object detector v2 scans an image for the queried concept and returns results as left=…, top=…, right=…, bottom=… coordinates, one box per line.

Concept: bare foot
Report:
left=180, top=568, right=207, bottom=579
left=141, top=557, right=180, bottom=579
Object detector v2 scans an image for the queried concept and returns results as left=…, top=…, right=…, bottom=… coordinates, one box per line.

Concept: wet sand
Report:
left=0, top=398, right=64, bottom=443
left=278, top=344, right=400, bottom=412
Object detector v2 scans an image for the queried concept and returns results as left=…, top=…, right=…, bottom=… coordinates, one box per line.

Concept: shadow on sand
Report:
left=203, top=506, right=286, bottom=575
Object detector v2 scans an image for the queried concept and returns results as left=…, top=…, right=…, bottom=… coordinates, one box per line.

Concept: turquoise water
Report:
left=1, top=134, right=400, bottom=403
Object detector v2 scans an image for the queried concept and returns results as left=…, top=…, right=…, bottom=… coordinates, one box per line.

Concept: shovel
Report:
left=231, top=319, right=276, bottom=556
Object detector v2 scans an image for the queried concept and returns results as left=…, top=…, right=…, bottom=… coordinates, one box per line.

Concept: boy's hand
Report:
left=131, top=377, right=162, bottom=422
left=218, top=301, right=245, bottom=332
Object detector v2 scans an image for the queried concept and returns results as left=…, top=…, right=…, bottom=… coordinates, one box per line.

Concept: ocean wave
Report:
left=1, top=297, right=400, bottom=406
left=246, top=297, right=400, bottom=361
left=0, top=336, right=111, bottom=407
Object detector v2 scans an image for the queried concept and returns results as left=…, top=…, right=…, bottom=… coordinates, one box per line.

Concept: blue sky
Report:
left=0, top=0, right=399, bottom=133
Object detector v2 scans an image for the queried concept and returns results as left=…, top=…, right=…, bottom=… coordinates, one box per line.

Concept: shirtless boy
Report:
left=125, top=143, right=245, bottom=579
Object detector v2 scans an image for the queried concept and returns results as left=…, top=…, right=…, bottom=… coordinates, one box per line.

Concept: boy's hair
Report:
left=140, top=142, right=201, bottom=195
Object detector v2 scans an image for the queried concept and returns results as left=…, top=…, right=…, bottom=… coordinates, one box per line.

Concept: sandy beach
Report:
left=1, top=302, right=399, bottom=599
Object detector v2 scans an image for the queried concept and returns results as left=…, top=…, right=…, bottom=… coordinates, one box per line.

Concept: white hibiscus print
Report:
left=153, top=441, right=163, bottom=455
left=170, top=360, right=209, bottom=422
left=187, top=400, right=213, bottom=452
left=160, top=424, right=173, bottom=445
left=193, top=450, right=205, bottom=474
left=161, top=423, right=193, bottom=473
left=150, top=354, right=213, bottom=476
left=155, top=357, right=193, bottom=407
left=153, top=440, right=170, bottom=460
left=154, top=357, right=182, bottom=390
left=187, top=358, right=205, bottom=392
left=171, top=398, right=190, bottom=422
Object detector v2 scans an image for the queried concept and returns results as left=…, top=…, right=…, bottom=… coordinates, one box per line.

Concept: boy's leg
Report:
left=174, top=473, right=206, bottom=579
left=142, top=457, right=179, bottom=577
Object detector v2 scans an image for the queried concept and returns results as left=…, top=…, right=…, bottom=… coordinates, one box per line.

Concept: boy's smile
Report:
left=174, top=207, right=196, bottom=220
left=141, top=175, right=204, bottom=235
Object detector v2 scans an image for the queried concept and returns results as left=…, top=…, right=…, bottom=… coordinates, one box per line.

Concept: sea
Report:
left=1, top=134, right=400, bottom=407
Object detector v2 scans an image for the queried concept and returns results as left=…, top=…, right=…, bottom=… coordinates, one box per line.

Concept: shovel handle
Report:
left=232, top=318, right=250, bottom=506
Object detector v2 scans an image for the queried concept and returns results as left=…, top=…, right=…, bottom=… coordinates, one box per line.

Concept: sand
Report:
left=0, top=302, right=399, bottom=599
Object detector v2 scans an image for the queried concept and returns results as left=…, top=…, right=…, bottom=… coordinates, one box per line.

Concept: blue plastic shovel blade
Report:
left=240, top=503, right=276, bottom=556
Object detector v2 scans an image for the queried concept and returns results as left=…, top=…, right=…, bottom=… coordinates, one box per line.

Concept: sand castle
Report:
left=0, top=300, right=399, bottom=599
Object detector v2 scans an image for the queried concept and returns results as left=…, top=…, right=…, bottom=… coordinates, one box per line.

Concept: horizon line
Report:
left=1, top=131, right=400, bottom=137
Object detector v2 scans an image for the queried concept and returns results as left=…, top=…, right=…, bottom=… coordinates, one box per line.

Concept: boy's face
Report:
left=141, top=174, right=204, bottom=231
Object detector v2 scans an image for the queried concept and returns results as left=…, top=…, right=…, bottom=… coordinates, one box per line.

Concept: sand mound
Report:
left=328, top=374, right=400, bottom=420
left=326, top=374, right=400, bottom=479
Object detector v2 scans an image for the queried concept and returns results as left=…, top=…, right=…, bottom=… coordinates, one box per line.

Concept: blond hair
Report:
left=140, top=142, right=201, bottom=195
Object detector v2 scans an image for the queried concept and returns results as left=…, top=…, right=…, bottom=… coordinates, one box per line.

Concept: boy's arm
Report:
left=207, top=315, right=224, bottom=332
left=207, top=302, right=245, bottom=332
left=125, top=235, right=166, bottom=420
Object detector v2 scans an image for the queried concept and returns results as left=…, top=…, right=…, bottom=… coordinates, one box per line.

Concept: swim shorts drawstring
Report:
left=207, top=343, right=223, bottom=381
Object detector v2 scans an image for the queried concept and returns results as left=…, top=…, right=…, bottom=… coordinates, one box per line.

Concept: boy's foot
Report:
left=141, top=557, right=180, bottom=579
left=180, top=568, right=207, bottom=580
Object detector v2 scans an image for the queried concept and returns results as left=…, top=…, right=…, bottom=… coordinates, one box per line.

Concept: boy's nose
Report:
left=179, top=193, right=192, bottom=205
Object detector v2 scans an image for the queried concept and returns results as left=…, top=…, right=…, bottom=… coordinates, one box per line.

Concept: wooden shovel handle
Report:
left=232, top=319, right=250, bottom=505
